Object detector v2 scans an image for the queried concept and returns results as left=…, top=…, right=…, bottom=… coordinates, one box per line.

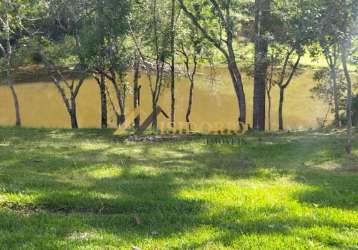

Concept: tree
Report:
left=169, top=0, right=176, bottom=128
left=105, top=45, right=131, bottom=126
left=243, top=0, right=310, bottom=130
left=276, top=47, right=302, bottom=130
left=342, top=40, right=353, bottom=154
left=268, top=0, right=311, bottom=130
left=80, top=0, right=130, bottom=127
left=129, top=0, right=171, bottom=130
left=311, top=67, right=347, bottom=126
left=176, top=18, right=206, bottom=130
left=308, top=0, right=350, bottom=128
left=253, top=0, right=271, bottom=131
left=339, top=0, right=357, bottom=154
left=177, top=0, right=247, bottom=128
left=265, top=46, right=280, bottom=131
left=39, top=0, right=92, bottom=129
left=132, top=48, right=141, bottom=130
left=44, top=59, right=87, bottom=129
left=0, top=0, right=26, bottom=126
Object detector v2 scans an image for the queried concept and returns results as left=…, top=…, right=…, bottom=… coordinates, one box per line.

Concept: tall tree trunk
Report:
left=341, top=40, right=353, bottom=154
left=186, top=77, right=195, bottom=128
left=9, top=84, right=21, bottom=127
left=98, top=73, right=107, bottom=128
left=118, top=102, right=125, bottom=126
left=324, top=47, right=341, bottom=129
left=169, top=0, right=176, bottom=128
left=70, top=114, right=78, bottom=129
left=227, top=53, right=246, bottom=127
left=253, top=0, right=270, bottom=131
left=278, top=87, right=285, bottom=130
left=151, top=99, right=158, bottom=130
left=70, top=97, right=79, bottom=129
left=330, top=65, right=341, bottom=129
left=133, top=52, right=141, bottom=130
left=223, top=18, right=246, bottom=126
left=267, top=90, right=272, bottom=131
left=4, top=12, right=21, bottom=127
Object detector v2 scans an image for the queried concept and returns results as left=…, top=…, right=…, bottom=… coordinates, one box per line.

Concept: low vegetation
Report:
left=0, top=127, right=357, bottom=249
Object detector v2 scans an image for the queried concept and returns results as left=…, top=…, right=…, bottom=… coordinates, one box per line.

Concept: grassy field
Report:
left=0, top=127, right=357, bottom=249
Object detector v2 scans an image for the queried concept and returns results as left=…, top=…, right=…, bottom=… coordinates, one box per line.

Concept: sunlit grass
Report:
left=0, top=127, right=357, bottom=249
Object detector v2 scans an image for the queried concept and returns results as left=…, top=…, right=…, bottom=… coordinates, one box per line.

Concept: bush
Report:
left=340, top=95, right=358, bottom=126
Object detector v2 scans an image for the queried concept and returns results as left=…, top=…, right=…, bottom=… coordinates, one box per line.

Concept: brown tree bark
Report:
left=341, top=40, right=353, bottom=154
left=95, top=73, right=108, bottom=129
left=330, top=65, right=341, bottom=129
left=253, top=0, right=270, bottom=131
left=9, top=84, right=21, bottom=127
left=266, top=55, right=274, bottom=131
left=267, top=89, right=272, bottom=131
left=278, top=87, right=285, bottom=130
left=324, top=46, right=341, bottom=128
left=186, top=77, right=195, bottom=125
left=227, top=42, right=246, bottom=126
left=169, top=0, right=176, bottom=128
left=133, top=51, right=141, bottom=130
left=69, top=95, right=79, bottom=129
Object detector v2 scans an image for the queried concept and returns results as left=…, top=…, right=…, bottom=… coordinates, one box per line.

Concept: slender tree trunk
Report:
left=253, top=0, right=270, bottom=131
left=70, top=98, right=79, bottom=129
left=152, top=99, right=158, bottom=130
left=227, top=31, right=246, bottom=127
left=341, top=40, right=353, bottom=154
left=4, top=13, right=21, bottom=127
left=170, top=0, right=176, bottom=128
left=70, top=114, right=78, bottom=129
left=9, top=84, right=21, bottom=127
left=186, top=77, right=195, bottom=127
left=227, top=56, right=246, bottom=127
left=330, top=65, right=341, bottom=129
left=267, top=90, right=272, bottom=131
left=324, top=47, right=341, bottom=129
left=69, top=111, right=78, bottom=128
left=98, top=73, right=107, bottom=128
left=118, top=102, right=126, bottom=126
left=278, top=87, right=285, bottom=130
left=133, top=52, right=141, bottom=130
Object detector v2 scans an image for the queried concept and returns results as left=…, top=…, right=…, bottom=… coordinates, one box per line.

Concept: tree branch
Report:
left=176, top=0, right=228, bottom=57
left=282, top=55, right=301, bottom=89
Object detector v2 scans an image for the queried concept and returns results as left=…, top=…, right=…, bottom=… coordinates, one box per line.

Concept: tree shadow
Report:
left=293, top=166, right=358, bottom=210
left=0, top=128, right=357, bottom=248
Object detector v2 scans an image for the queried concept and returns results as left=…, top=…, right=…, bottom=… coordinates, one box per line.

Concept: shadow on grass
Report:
left=0, top=128, right=357, bottom=248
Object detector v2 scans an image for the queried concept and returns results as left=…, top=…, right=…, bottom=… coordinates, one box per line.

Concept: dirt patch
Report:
left=341, top=155, right=358, bottom=172
left=1, top=201, right=135, bottom=215
left=126, top=134, right=201, bottom=143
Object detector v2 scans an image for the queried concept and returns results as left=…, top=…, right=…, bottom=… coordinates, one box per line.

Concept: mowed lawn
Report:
left=0, top=127, right=357, bottom=249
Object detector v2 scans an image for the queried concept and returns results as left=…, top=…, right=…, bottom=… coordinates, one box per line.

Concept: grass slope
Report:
left=0, top=127, right=357, bottom=249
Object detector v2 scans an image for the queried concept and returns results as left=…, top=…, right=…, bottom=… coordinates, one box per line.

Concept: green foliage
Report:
left=0, top=0, right=46, bottom=70
left=311, top=68, right=348, bottom=110
left=79, top=0, right=131, bottom=70
left=339, top=95, right=358, bottom=126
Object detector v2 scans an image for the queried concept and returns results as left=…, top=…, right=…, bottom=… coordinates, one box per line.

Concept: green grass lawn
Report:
left=0, top=127, right=357, bottom=249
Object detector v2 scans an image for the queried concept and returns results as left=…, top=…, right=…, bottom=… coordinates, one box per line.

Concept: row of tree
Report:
left=0, top=0, right=356, bottom=152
